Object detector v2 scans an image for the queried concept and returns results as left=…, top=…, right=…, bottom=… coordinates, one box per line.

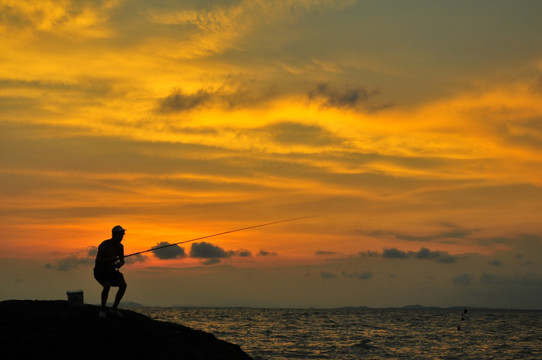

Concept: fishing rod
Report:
left=124, top=215, right=315, bottom=258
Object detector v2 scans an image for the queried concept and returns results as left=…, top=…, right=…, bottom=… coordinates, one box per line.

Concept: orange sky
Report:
left=1, top=0, right=542, bottom=308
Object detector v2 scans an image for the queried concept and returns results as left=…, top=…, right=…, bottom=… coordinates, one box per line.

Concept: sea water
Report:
left=133, top=307, right=542, bottom=359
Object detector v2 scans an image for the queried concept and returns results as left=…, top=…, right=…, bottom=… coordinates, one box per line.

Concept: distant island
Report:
left=338, top=305, right=511, bottom=311
left=0, top=300, right=253, bottom=360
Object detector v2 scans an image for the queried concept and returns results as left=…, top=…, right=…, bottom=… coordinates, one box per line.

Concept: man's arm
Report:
left=115, top=244, right=125, bottom=268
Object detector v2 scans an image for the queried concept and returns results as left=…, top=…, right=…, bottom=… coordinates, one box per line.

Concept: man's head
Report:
left=112, top=225, right=126, bottom=241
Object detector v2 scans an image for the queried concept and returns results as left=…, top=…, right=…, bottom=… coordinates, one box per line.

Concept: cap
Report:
left=112, top=225, right=126, bottom=234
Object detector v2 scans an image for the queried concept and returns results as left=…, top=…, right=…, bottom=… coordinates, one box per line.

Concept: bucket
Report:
left=66, top=289, right=84, bottom=308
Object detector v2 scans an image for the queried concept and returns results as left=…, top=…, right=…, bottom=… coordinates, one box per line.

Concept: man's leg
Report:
left=101, top=282, right=111, bottom=309
left=112, top=281, right=127, bottom=311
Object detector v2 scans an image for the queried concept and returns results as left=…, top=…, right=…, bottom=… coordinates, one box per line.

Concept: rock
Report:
left=0, top=300, right=253, bottom=360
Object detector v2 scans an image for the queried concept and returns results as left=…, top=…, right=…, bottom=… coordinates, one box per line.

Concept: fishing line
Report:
left=124, top=215, right=316, bottom=258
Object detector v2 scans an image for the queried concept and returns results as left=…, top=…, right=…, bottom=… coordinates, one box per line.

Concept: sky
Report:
left=1, top=0, right=542, bottom=309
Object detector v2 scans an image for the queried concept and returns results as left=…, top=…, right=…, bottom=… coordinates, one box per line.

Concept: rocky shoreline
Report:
left=0, top=300, right=253, bottom=360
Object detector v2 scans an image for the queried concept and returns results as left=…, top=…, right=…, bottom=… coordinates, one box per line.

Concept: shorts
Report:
left=94, top=267, right=125, bottom=286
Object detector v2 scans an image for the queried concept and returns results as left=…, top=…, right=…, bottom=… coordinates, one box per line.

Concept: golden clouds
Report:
left=148, top=0, right=355, bottom=58
left=2, top=0, right=542, bottom=269
left=0, top=0, right=120, bottom=38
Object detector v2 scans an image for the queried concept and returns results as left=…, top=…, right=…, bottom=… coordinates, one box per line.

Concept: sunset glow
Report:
left=1, top=0, right=542, bottom=308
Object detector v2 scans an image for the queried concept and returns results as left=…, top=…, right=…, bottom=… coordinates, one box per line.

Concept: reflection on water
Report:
left=135, top=307, right=542, bottom=360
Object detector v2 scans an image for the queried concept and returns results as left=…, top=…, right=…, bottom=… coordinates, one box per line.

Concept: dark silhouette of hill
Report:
left=0, top=300, right=253, bottom=360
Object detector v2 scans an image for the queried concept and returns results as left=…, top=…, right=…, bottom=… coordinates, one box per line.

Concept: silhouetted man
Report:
left=94, top=225, right=127, bottom=318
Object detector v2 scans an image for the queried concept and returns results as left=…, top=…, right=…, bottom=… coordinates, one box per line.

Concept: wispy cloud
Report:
left=0, top=0, right=120, bottom=37
left=315, top=250, right=339, bottom=256
left=45, top=246, right=146, bottom=271
left=148, top=0, right=355, bottom=58
left=319, top=270, right=374, bottom=281
left=341, top=270, right=374, bottom=280
left=369, top=224, right=474, bottom=243
left=44, top=246, right=97, bottom=271
left=158, top=88, right=214, bottom=113
left=44, top=255, right=94, bottom=271
left=308, top=83, right=391, bottom=112
left=258, top=121, right=342, bottom=147
left=157, top=85, right=277, bottom=113
left=362, top=247, right=458, bottom=264
left=453, top=272, right=542, bottom=288
left=414, top=248, right=458, bottom=263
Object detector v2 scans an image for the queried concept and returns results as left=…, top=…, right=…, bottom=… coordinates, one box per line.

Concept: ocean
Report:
left=133, top=307, right=542, bottom=359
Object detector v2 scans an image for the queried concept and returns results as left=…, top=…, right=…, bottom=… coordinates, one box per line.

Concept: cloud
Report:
left=452, top=271, right=542, bottom=288
left=476, top=236, right=513, bottom=246
left=44, top=246, right=98, bottom=271
left=45, top=246, right=146, bottom=270
left=400, top=230, right=471, bottom=242
left=378, top=247, right=458, bottom=263
left=0, top=0, right=118, bottom=37
left=44, top=255, right=94, bottom=271
left=258, top=249, right=278, bottom=257
left=452, top=273, right=474, bottom=285
left=308, top=82, right=376, bottom=108
left=87, top=246, right=98, bottom=256
left=190, top=242, right=230, bottom=259
left=125, top=254, right=147, bottom=264
left=315, top=250, right=339, bottom=256
left=494, top=119, right=542, bottom=151
left=414, top=247, right=458, bottom=263
left=189, top=242, right=251, bottom=264
left=532, top=73, right=542, bottom=94
left=234, top=249, right=252, bottom=257
left=397, top=230, right=471, bottom=242
left=478, top=234, right=542, bottom=257
left=202, top=258, right=221, bottom=266
left=368, top=229, right=395, bottom=237
left=370, top=224, right=474, bottom=243
left=342, top=270, right=374, bottom=280
left=307, top=83, right=391, bottom=112
left=158, top=88, right=213, bottom=112
left=157, top=85, right=277, bottom=113
left=151, top=242, right=186, bottom=260
left=414, top=247, right=441, bottom=259
left=259, top=121, right=342, bottom=147
left=148, top=0, right=355, bottom=58
left=320, top=271, right=338, bottom=280
left=382, top=248, right=409, bottom=259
